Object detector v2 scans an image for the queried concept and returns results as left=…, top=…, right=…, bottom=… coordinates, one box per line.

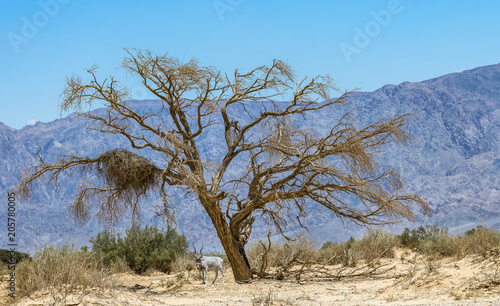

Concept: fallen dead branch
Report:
left=248, top=238, right=395, bottom=282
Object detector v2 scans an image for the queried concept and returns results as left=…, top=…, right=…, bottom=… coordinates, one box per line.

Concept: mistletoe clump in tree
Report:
left=18, top=49, right=429, bottom=281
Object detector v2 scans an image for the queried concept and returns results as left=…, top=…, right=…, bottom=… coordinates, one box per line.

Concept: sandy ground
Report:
left=5, top=250, right=500, bottom=305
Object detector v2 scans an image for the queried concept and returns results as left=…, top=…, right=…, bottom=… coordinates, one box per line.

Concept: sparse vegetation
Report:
left=5, top=225, right=500, bottom=304
left=247, top=234, right=318, bottom=280
left=252, top=288, right=294, bottom=306
left=90, top=225, right=188, bottom=274
left=395, top=225, right=500, bottom=259
left=463, top=226, right=500, bottom=258
left=317, top=229, right=396, bottom=267
left=15, top=243, right=112, bottom=301
left=245, top=225, right=500, bottom=281
left=246, top=231, right=396, bottom=281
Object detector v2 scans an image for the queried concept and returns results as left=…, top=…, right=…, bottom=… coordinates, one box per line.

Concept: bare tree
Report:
left=18, top=49, right=429, bottom=281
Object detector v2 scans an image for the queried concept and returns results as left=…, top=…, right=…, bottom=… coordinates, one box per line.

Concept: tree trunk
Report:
left=203, top=200, right=253, bottom=281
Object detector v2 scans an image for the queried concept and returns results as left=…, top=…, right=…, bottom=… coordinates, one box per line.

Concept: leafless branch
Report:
left=17, top=49, right=429, bottom=282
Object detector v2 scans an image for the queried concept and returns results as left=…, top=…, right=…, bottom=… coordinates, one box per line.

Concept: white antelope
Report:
left=193, top=244, right=224, bottom=285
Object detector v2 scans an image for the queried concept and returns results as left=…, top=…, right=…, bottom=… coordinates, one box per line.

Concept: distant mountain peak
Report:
left=0, top=121, right=14, bottom=131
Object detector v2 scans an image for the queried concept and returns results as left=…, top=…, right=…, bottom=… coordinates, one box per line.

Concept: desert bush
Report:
left=417, top=233, right=458, bottom=257
left=396, top=225, right=500, bottom=258
left=0, top=249, right=31, bottom=266
left=246, top=239, right=271, bottom=273
left=246, top=234, right=317, bottom=278
left=90, top=225, right=188, bottom=274
left=15, top=243, right=111, bottom=300
left=424, top=255, right=441, bottom=273
left=463, top=226, right=500, bottom=258
left=271, top=235, right=316, bottom=268
left=317, top=237, right=355, bottom=266
left=318, top=230, right=396, bottom=266
left=397, top=225, right=448, bottom=249
left=109, top=257, right=133, bottom=274
left=397, top=225, right=459, bottom=257
left=246, top=226, right=500, bottom=281
left=248, top=231, right=395, bottom=280
left=355, top=229, right=396, bottom=262
left=89, top=230, right=119, bottom=267
left=248, top=234, right=316, bottom=268
left=169, top=253, right=198, bottom=272
left=319, top=240, right=337, bottom=251
left=0, top=260, right=8, bottom=276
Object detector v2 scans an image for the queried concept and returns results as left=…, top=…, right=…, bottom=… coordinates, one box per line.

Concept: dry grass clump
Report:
left=247, top=234, right=317, bottom=279
left=318, top=229, right=396, bottom=267
left=246, top=231, right=398, bottom=280
left=462, top=226, right=500, bottom=258
left=269, top=235, right=317, bottom=268
left=0, top=261, right=9, bottom=276
left=16, top=243, right=112, bottom=301
left=246, top=234, right=316, bottom=268
left=169, top=253, right=196, bottom=273
left=252, top=288, right=295, bottom=306
left=355, top=229, right=396, bottom=262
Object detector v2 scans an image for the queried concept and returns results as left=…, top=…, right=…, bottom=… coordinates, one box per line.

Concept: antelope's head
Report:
left=192, top=244, right=204, bottom=269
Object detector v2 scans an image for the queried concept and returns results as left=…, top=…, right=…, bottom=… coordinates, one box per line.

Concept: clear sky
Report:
left=1, top=0, right=499, bottom=129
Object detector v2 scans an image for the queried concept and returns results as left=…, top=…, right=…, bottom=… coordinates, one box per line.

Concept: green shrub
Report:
left=90, top=225, right=188, bottom=274
left=397, top=225, right=449, bottom=249
left=396, top=225, right=500, bottom=258
left=0, top=248, right=31, bottom=265
left=319, top=241, right=336, bottom=251
left=417, top=234, right=457, bottom=257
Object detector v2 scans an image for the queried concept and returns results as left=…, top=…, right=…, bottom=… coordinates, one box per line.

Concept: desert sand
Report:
left=7, top=250, right=500, bottom=305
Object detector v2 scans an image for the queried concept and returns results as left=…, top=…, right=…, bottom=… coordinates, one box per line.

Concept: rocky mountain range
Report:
left=1, top=64, right=499, bottom=253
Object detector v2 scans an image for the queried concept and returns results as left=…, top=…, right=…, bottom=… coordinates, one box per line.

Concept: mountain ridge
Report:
left=1, top=63, right=499, bottom=253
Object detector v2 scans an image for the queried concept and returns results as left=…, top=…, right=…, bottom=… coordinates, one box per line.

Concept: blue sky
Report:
left=1, top=0, right=499, bottom=129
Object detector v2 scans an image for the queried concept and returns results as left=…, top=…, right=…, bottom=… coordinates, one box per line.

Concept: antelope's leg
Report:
left=213, top=270, right=218, bottom=284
